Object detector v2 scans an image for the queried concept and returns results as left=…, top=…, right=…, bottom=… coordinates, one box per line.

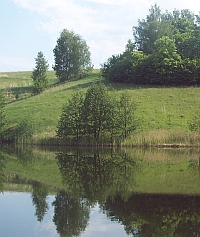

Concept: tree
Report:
left=133, top=4, right=174, bottom=54
left=31, top=51, right=49, bottom=94
left=83, top=83, right=111, bottom=141
left=100, top=40, right=136, bottom=83
left=57, top=91, right=84, bottom=141
left=148, top=36, right=200, bottom=85
left=15, top=117, right=35, bottom=143
left=118, top=92, right=137, bottom=139
left=56, top=84, right=138, bottom=143
left=53, top=29, right=93, bottom=82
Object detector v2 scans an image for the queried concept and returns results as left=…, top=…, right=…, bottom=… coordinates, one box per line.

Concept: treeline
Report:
left=101, top=4, right=200, bottom=86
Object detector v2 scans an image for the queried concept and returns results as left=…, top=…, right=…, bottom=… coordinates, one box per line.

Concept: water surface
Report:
left=1, top=146, right=200, bottom=236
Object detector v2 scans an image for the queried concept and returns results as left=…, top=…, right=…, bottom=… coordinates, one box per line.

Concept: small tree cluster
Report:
left=56, top=83, right=137, bottom=143
left=31, top=29, right=93, bottom=95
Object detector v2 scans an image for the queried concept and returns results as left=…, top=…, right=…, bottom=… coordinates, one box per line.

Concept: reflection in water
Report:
left=104, top=194, right=200, bottom=237
left=31, top=181, right=49, bottom=222
left=3, top=146, right=200, bottom=236
left=189, top=156, right=200, bottom=182
left=3, top=144, right=36, bottom=167
left=56, top=149, right=139, bottom=203
left=52, top=190, right=89, bottom=237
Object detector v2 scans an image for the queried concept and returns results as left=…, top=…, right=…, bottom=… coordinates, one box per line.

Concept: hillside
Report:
left=1, top=70, right=200, bottom=146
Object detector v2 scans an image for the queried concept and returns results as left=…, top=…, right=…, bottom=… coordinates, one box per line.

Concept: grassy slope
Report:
left=1, top=70, right=200, bottom=145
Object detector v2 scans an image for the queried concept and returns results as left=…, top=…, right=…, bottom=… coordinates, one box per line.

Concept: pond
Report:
left=1, top=145, right=200, bottom=236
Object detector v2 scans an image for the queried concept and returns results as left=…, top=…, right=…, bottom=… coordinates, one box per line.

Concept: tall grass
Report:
left=122, top=129, right=200, bottom=147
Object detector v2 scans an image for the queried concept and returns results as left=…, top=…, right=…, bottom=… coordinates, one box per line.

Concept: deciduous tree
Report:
left=57, top=91, right=84, bottom=141
left=53, top=29, right=93, bottom=82
left=83, top=83, right=111, bottom=140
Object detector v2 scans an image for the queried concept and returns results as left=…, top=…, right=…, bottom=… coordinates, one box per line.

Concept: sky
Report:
left=1, top=0, right=200, bottom=72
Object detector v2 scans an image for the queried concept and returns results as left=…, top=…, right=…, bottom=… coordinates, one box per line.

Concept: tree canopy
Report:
left=53, top=29, right=93, bottom=82
left=56, top=83, right=137, bottom=143
left=101, top=4, right=200, bottom=86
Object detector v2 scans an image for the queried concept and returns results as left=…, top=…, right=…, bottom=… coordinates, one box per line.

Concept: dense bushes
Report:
left=101, top=5, right=200, bottom=86
left=101, top=36, right=200, bottom=86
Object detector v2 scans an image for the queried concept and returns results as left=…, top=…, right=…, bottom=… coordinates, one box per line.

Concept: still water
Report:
left=1, top=146, right=200, bottom=236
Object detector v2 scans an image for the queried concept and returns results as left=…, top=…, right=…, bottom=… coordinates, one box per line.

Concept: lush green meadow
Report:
left=1, top=70, right=200, bottom=146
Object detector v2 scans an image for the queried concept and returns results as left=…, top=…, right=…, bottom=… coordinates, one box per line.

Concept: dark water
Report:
left=1, top=146, right=200, bottom=237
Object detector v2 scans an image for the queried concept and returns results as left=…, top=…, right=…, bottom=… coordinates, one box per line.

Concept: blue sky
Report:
left=1, top=0, right=200, bottom=72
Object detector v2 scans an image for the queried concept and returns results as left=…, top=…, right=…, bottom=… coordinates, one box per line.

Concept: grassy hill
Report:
left=1, top=70, right=200, bottom=146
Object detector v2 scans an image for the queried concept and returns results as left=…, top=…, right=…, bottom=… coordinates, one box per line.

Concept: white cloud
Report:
left=12, top=0, right=200, bottom=70
left=13, top=0, right=148, bottom=67
left=83, top=0, right=137, bottom=5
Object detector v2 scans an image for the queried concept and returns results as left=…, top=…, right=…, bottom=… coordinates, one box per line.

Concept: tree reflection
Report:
left=55, top=148, right=139, bottom=203
left=31, top=181, right=49, bottom=222
left=188, top=155, right=200, bottom=182
left=52, top=190, right=89, bottom=237
left=103, top=194, right=200, bottom=237
left=3, top=145, right=36, bottom=168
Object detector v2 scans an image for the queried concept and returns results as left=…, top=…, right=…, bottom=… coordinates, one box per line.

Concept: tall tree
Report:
left=118, top=92, right=137, bottom=139
left=57, top=91, right=84, bottom=141
left=32, top=51, right=49, bottom=94
left=133, top=4, right=174, bottom=54
left=53, top=29, right=93, bottom=82
left=83, top=83, right=111, bottom=141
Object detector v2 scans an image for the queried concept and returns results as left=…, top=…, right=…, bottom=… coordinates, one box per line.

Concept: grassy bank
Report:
left=1, top=70, right=200, bottom=146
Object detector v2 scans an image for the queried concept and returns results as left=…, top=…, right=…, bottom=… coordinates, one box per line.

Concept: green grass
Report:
left=1, top=69, right=200, bottom=146
left=0, top=71, right=58, bottom=103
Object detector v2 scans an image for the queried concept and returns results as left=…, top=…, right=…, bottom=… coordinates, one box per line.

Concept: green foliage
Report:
left=4, top=70, right=200, bottom=145
left=118, top=93, right=137, bottom=138
left=56, top=84, right=137, bottom=142
left=102, top=35, right=200, bottom=86
left=15, top=117, right=36, bottom=143
left=102, top=5, right=200, bottom=86
left=133, top=4, right=175, bottom=54
left=32, top=51, right=49, bottom=94
left=100, top=41, right=136, bottom=83
left=83, top=83, right=111, bottom=140
left=57, top=91, right=84, bottom=141
left=53, top=29, right=93, bottom=82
